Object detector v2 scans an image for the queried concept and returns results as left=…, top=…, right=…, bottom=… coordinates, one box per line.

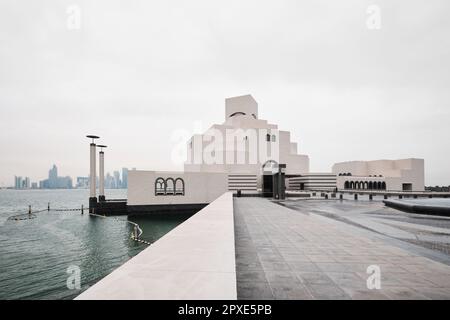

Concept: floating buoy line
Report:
left=7, top=204, right=151, bottom=246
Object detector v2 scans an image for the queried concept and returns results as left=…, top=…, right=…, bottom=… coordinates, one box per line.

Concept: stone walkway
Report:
left=234, top=197, right=450, bottom=300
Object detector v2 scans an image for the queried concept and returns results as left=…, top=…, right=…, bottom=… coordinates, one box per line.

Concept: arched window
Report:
left=350, top=181, right=355, bottom=189
left=266, top=134, right=271, bottom=142
left=381, top=182, right=386, bottom=190
left=368, top=181, right=373, bottom=190
left=155, top=178, right=166, bottom=196
left=344, top=181, right=349, bottom=189
left=165, top=178, right=175, bottom=195
left=364, top=181, right=368, bottom=190
left=175, top=178, right=185, bottom=195
left=271, top=135, right=276, bottom=142
left=373, top=182, right=378, bottom=190
left=377, top=181, right=382, bottom=190
left=229, top=112, right=246, bottom=117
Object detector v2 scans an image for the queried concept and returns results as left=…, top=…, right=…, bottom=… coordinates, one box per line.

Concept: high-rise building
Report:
left=105, top=172, right=113, bottom=189
left=114, top=171, right=121, bottom=189
left=14, top=176, right=23, bottom=189
left=48, top=165, right=58, bottom=188
left=39, top=165, right=73, bottom=189
left=24, top=177, right=30, bottom=189
left=121, top=168, right=128, bottom=188
left=76, top=177, right=89, bottom=189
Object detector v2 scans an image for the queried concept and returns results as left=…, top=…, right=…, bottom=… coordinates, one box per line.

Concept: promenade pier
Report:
left=77, top=194, right=450, bottom=300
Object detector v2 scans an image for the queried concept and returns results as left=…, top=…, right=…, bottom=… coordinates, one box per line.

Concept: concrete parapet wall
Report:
left=76, top=192, right=236, bottom=300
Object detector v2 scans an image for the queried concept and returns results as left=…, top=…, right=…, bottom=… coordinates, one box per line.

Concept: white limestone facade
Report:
left=287, top=173, right=337, bottom=191
left=332, top=158, right=425, bottom=192
left=127, top=94, right=425, bottom=207
left=128, top=170, right=228, bottom=206
left=184, top=94, right=310, bottom=190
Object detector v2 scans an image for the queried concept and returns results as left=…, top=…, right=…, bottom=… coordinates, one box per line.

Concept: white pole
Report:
left=90, top=143, right=96, bottom=199
left=99, top=150, right=105, bottom=200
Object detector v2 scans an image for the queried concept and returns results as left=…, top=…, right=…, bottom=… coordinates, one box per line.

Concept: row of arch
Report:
left=155, top=177, right=185, bottom=196
left=344, top=181, right=386, bottom=190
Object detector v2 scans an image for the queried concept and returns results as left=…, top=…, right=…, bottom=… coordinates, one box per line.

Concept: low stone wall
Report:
left=76, top=192, right=236, bottom=300
left=384, top=199, right=450, bottom=216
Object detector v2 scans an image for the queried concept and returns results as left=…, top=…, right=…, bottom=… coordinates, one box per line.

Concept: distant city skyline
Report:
left=10, top=164, right=130, bottom=189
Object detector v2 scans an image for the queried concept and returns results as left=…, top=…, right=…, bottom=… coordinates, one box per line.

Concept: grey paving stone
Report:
left=234, top=198, right=450, bottom=300
left=279, top=253, right=311, bottom=262
left=269, top=282, right=314, bottom=300
left=381, top=287, right=431, bottom=300
left=315, top=262, right=350, bottom=273
left=306, top=283, right=351, bottom=300
left=306, top=254, right=337, bottom=263
left=296, top=272, right=336, bottom=285
left=237, top=270, right=268, bottom=282
left=340, top=287, right=390, bottom=300
left=412, top=287, right=450, bottom=300
left=237, top=281, right=274, bottom=300
left=286, top=261, right=321, bottom=272
left=264, top=271, right=301, bottom=284
left=260, top=260, right=292, bottom=272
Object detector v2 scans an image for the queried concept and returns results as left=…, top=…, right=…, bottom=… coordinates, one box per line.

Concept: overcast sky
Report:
left=1, top=0, right=449, bottom=186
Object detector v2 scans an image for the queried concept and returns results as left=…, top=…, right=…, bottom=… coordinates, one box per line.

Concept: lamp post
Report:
left=86, top=135, right=99, bottom=212
left=278, top=164, right=286, bottom=200
left=98, top=145, right=107, bottom=202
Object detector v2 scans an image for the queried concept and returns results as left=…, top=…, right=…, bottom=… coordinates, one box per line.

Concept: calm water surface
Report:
left=0, top=189, right=190, bottom=300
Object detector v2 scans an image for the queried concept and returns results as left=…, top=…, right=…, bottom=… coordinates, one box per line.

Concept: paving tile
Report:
left=237, top=281, right=273, bottom=300
left=306, top=283, right=351, bottom=300
left=237, top=270, right=267, bottom=282
left=306, top=254, right=337, bottom=263
left=260, top=260, right=292, bottom=272
left=264, top=271, right=301, bottom=284
left=340, top=287, right=390, bottom=300
left=236, top=258, right=264, bottom=271
left=286, top=261, right=321, bottom=272
left=412, top=287, right=450, bottom=300
left=280, top=253, right=311, bottom=262
left=296, top=272, right=335, bottom=285
left=269, top=282, right=314, bottom=300
left=380, top=287, right=430, bottom=300
left=315, top=262, right=349, bottom=273
left=234, top=198, right=450, bottom=300
left=257, top=252, right=283, bottom=262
